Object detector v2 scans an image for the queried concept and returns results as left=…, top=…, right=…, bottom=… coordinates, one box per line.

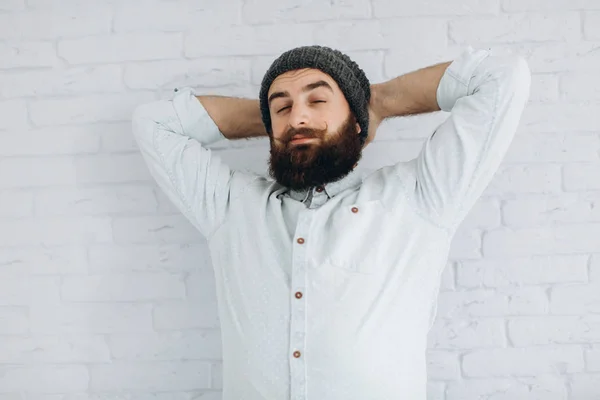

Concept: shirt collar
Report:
left=282, top=166, right=365, bottom=202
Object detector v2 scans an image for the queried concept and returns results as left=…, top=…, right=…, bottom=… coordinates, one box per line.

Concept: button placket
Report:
left=290, top=212, right=310, bottom=399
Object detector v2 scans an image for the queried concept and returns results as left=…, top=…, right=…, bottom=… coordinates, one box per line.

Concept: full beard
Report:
left=267, top=115, right=363, bottom=191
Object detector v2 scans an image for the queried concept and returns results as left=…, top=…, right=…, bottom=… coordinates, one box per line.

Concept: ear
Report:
left=355, top=122, right=361, bottom=134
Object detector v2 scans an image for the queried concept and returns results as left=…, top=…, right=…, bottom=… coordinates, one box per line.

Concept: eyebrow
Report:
left=268, top=80, right=333, bottom=106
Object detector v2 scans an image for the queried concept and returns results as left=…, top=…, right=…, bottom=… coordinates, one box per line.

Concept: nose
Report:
left=288, top=103, right=310, bottom=129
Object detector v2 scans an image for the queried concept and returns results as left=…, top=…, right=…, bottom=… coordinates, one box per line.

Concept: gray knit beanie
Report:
left=259, top=45, right=370, bottom=146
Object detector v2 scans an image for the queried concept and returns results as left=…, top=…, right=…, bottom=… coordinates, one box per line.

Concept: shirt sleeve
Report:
left=411, top=46, right=531, bottom=229
left=131, top=87, right=255, bottom=239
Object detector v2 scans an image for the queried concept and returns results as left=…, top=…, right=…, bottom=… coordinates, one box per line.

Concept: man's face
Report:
left=266, top=68, right=363, bottom=191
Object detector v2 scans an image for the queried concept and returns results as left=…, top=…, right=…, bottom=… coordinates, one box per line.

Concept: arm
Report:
left=371, top=60, right=452, bottom=120
left=378, top=46, right=531, bottom=229
left=132, top=88, right=258, bottom=239
left=196, top=96, right=267, bottom=140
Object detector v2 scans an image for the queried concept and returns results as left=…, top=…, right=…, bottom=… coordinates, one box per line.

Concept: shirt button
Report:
left=293, top=351, right=301, bottom=358
left=174, top=88, right=178, bottom=92
left=297, top=238, right=305, bottom=244
left=295, top=291, right=303, bottom=299
left=351, top=207, right=359, bottom=213
left=315, top=186, right=324, bottom=193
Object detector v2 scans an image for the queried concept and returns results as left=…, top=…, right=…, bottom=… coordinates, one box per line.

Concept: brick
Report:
left=483, top=224, right=600, bottom=257
left=426, top=350, right=460, bottom=380
left=586, top=346, right=600, bottom=371
left=457, top=197, right=501, bottom=230
left=561, top=71, right=600, bottom=100
left=58, top=33, right=182, bottom=64
left=89, top=361, right=211, bottom=391
left=569, top=374, right=600, bottom=399
left=185, top=270, right=218, bottom=302
left=211, top=362, right=223, bottom=390
left=314, top=19, right=447, bottom=53
left=34, top=186, right=157, bottom=216
left=243, top=0, right=370, bottom=23
left=520, top=103, right=600, bottom=131
left=115, top=1, right=241, bottom=32
left=74, top=154, right=152, bottom=184
left=0, top=190, right=33, bottom=218
left=61, top=273, right=186, bottom=302
left=446, top=375, right=568, bottom=399
left=111, top=215, right=204, bottom=245
left=99, top=122, right=139, bottom=153
left=0, top=395, right=21, bottom=400
left=185, top=23, right=316, bottom=57
left=457, top=255, right=589, bottom=288
left=508, top=316, right=600, bottom=346
left=153, top=301, right=220, bottom=330
left=563, top=163, right=600, bottom=191
left=502, top=193, right=600, bottom=227
left=0, top=217, right=112, bottom=246
left=503, top=0, right=600, bottom=11
left=0, top=41, right=58, bottom=69
left=0, top=65, right=123, bottom=98
left=484, top=164, right=562, bottom=195
left=374, top=0, right=499, bottom=16
left=0, top=127, right=100, bottom=156
left=449, top=13, right=581, bottom=45
left=585, top=11, right=600, bottom=39
left=529, top=74, right=559, bottom=103
left=437, top=287, right=547, bottom=318
left=0, top=277, right=59, bottom=306
left=0, top=157, right=76, bottom=188
left=551, top=283, right=600, bottom=314
left=125, top=59, right=251, bottom=90
left=0, top=100, right=27, bottom=130
left=27, top=0, right=119, bottom=7
left=0, top=8, right=111, bottom=40
left=385, top=46, right=460, bottom=79
left=0, top=335, right=110, bottom=363
left=426, top=382, right=445, bottom=400
left=436, top=290, right=508, bottom=319
left=30, top=303, right=153, bottom=334
left=0, top=307, right=28, bottom=334
left=428, top=318, right=507, bottom=349
left=0, top=365, right=89, bottom=393
left=463, top=346, right=584, bottom=377
left=108, top=329, right=222, bottom=360
left=0, top=0, right=24, bottom=10
left=30, top=93, right=155, bottom=126
left=504, top=286, right=549, bottom=315
left=88, top=243, right=210, bottom=273
left=504, top=133, right=600, bottom=163
left=590, top=254, right=600, bottom=282
left=448, top=227, right=482, bottom=260
left=0, top=246, right=87, bottom=276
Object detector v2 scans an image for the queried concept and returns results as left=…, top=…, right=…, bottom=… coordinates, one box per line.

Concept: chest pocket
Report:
left=318, top=199, right=389, bottom=274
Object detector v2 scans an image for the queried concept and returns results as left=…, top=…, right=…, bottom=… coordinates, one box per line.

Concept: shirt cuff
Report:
left=171, top=86, right=226, bottom=146
left=436, top=46, right=491, bottom=112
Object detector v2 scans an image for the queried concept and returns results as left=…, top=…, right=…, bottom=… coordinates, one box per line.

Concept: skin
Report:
left=266, top=68, right=365, bottom=191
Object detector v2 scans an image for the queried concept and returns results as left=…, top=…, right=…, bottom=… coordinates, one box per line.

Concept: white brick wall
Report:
left=0, top=0, right=598, bottom=398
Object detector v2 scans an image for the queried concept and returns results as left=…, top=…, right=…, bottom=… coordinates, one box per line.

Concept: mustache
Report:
left=284, top=124, right=328, bottom=142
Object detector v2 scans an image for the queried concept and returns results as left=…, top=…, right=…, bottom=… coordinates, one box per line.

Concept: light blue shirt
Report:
left=131, top=46, right=531, bottom=400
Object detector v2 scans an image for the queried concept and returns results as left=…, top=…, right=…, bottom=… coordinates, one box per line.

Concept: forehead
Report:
left=268, top=68, right=338, bottom=95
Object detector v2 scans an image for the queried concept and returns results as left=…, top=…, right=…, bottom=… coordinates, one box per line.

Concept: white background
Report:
left=1, top=0, right=599, bottom=398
